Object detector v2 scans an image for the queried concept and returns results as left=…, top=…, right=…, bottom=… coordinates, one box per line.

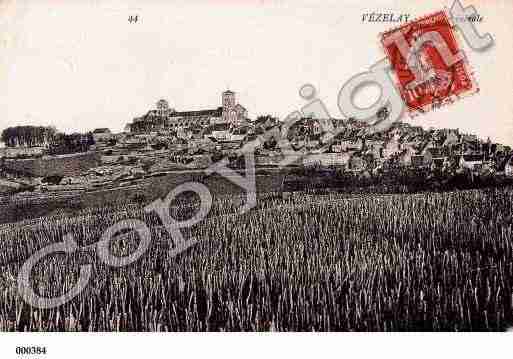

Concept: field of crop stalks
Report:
left=0, top=187, right=513, bottom=331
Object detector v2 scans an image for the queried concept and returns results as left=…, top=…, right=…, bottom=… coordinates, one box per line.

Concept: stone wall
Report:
left=0, top=146, right=45, bottom=158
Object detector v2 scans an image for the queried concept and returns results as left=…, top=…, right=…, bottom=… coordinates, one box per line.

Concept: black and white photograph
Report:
left=1, top=0, right=513, bottom=357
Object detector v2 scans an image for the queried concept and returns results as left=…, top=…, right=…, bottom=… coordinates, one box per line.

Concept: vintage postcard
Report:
left=1, top=0, right=513, bottom=358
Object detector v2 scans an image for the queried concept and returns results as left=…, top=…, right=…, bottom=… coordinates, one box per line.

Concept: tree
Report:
left=48, top=132, right=93, bottom=155
left=1, top=125, right=56, bottom=147
left=86, top=132, right=95, bottom=147
left=1, top=128, right=12, bottom=147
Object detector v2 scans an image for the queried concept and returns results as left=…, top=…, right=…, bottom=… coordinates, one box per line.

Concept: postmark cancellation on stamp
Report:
left=380, top=10, right=479, bottom=117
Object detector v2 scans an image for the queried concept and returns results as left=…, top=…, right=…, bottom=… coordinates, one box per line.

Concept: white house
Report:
left=331, top=138, right=364, bottom=152
left=382, top=136, right=402, bottom=158
left=423, top=147, right=448, bottom=167
left=397, top=146, right=417, bottom=166
left=460, top=154, right=484, bottom=172
left=229, top=126, right=249, bottom=142
left=302, top=153, right=348, bottom=167
left=209, top=123, right=231, bottom=141
left=505, top=156, right=513, bottom=177
left=431, top=157, right=450, bottom=171
left=92, top=128, right=113, bottom=143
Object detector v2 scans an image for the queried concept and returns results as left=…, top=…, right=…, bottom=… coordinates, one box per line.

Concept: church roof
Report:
left=93, top=128, right=111, bottom=134
left=169, top=107, right=222, bottom=118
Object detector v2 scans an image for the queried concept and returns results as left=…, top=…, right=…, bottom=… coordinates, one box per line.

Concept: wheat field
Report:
left=0, top=188, right=512, bottom=331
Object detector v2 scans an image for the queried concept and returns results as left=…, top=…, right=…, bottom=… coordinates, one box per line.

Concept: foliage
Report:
left=47, top=132, right=94, bottom=155
left=1, top=126, right=57, bottom=148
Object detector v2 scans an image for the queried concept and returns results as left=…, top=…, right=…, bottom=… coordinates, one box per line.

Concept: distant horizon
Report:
left=0, top=112, right=510, bottom=148
left=2, top=1, right=512, bottom=145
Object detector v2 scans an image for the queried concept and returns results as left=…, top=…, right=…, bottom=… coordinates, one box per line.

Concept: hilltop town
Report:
left=1, top=89, right=512, bottom=199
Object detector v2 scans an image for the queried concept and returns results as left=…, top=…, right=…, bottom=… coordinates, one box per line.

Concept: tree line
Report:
left=1, top=126, right=57, bottom=147
left=48, top=132, right=95, bottom=155
left=1, top=126, right=95, bottom=155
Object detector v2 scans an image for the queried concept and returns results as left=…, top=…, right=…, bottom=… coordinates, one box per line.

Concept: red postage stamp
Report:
left=380, top=10, right=478, bottom=117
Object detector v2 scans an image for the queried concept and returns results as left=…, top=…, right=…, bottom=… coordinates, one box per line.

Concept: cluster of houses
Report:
left=88, top=106, right=513, bottom=180
left=320, top=121, right=510, bottom=174
left=1, top=92, right=513, bottom=195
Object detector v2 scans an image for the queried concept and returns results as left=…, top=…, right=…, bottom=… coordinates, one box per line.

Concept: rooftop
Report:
left=462, top=154, right=484, bottom=162
left=169, top=107, right=223, bottom=118
left=93, top=128, right=111, bottom=134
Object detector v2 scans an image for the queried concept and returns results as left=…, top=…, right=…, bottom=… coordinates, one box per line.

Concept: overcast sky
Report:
left=1, top=0, right=512, bottom=145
